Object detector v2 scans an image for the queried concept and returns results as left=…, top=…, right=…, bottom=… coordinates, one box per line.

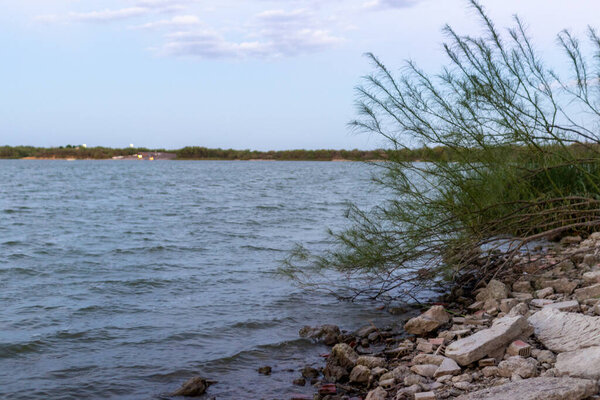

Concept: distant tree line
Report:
left=0, top=145, right=463, bottom=161
left=2, top=144, right=600, bottom=163
left=0, top=146, right=160, bottom=160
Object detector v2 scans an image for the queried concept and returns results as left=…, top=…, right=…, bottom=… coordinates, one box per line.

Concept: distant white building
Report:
left=82, top=144, right=87, bottom=148
left=129, top=144, right=134, bottom=148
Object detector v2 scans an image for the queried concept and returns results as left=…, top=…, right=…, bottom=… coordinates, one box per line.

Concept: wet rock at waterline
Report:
left=258, top=366, right=272, bottom=375
left=299, top=324, right=341, bottom=345
left=172, top=377, right=217, bottom=397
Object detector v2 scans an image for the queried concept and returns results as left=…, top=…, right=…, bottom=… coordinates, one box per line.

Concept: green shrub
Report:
left=284, top=0, right=600, bottom=302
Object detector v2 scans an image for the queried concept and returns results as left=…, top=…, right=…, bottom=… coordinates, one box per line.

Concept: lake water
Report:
left=0, top=160, right=399, bottom=399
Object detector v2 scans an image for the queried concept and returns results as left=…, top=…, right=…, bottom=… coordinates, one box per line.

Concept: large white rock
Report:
left=555, top=346, right=600, bottom=379
left=528, top=308, right=600, bottom=352
left=455, top=377, right=596, bottom=400
left=445, top=315, right=532, bottom=366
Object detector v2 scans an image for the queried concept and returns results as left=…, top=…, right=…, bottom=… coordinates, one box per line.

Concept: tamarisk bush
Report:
left=284, top=0, right=600, bottom=302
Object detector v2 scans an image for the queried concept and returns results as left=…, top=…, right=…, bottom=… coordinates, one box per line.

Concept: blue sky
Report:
left=0, top=0, right=597, bottom=150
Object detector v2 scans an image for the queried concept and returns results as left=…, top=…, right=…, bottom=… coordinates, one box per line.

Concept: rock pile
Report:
left=292, top=234, right=600, bottom=400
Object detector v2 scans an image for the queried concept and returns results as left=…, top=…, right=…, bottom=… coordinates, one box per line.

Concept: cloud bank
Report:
left=35, top=0, right=422, bottom=59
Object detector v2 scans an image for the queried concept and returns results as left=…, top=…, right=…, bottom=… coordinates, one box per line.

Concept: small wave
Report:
left=199, top=337, right=319, bottom=373
left=0, top=339, right=45, bottom=358
left=0, top=267, right=38, bottom=276
left=241, top=245, right=285, bottom=252
left=229, top=316, right=295, bottom=331
left=111, top=245, right=206, bottom=255
left=7, top=253, right=31, bottom=260
left=255, top=205, right=284, bottom=210
left=2, top=240, right=23, bottom=246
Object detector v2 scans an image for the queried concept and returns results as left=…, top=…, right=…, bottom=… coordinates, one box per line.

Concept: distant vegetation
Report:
left=0, top=145, right=463, bottom=162
left=176, top=147, right=389, bottom=161
left=0, top=146, right=160, bottom=160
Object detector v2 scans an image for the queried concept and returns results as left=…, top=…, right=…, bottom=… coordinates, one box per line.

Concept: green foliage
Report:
left=175, top=146, right=389, bottom=161
left=0, top=146, right=157, bottom=159
left=284, top=0, right=600, bottom=302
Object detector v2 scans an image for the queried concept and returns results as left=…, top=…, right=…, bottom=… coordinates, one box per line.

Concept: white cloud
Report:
left=36, top=7, right=149, bottom=23
left=158, top=8, right=343, bottom=59
left=34, top=1, right=200, bottom=24
left=134, top=0, right=199, bottom=13
left=160, top=30, right=270, bottom=58
left=363, top=0, right=421, bottom=9
left=34, top=0, right=420, bottom=59
left=132, top=15, right=201, bottom=29
left=160, top=26, right=342, bottom=59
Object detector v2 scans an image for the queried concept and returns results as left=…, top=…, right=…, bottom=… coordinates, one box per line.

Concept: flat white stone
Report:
left=455, top=377, right=596, bottom=400
left=543, top=300, right=580, bottom=312
left=528, top=308, right=600, bottom=352
left=556, top=345, right=600, bottom=379
left=445, top=316, right=532, bottom=366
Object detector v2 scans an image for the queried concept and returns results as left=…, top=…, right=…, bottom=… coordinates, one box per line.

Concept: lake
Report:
left=0, top=160, right=400, bottom=399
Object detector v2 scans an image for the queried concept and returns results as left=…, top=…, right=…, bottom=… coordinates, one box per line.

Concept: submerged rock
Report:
left=172, top=377, right=217, bottom=397
left=299, top=324, right=340, bottom=345
left=293, top=378, right=306, bottom=386
left=258, top=366, right=272, bottom=375
left=301, top=366, right=319, bottom=379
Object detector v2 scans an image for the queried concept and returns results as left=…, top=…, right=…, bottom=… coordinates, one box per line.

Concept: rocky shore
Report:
left=173, top=233, right=600, bottom=399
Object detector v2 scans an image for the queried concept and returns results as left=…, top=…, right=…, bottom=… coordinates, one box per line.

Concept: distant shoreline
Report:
left=0, top=145, right=448, bottom=162
left=15, top=156, right=369, bottom=162
left=15, top=157, right=366, bottom=162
